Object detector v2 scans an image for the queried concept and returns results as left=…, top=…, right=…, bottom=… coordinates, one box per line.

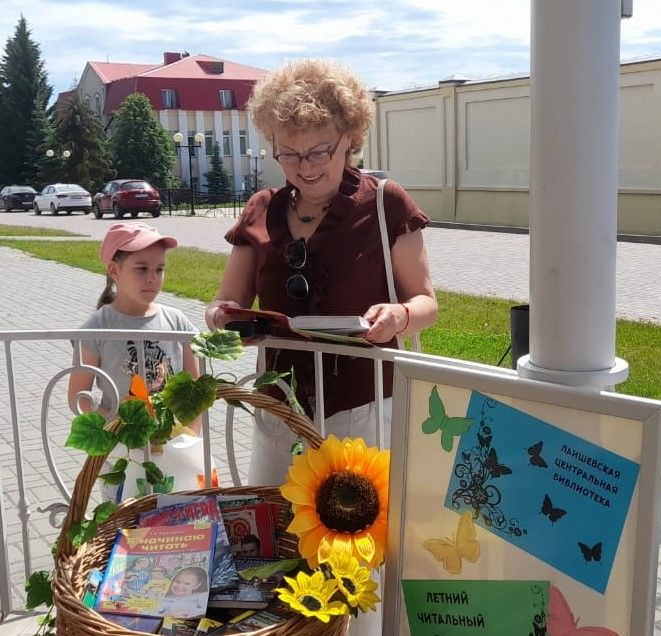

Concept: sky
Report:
left=2, top=0, right=661, bottom=98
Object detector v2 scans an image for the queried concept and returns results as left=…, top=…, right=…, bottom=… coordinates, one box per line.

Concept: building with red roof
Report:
left=73, top=52, right=276, bottom=193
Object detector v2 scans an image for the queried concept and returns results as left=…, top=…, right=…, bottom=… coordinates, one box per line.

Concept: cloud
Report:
left=1, top=0, right=661, bottom=98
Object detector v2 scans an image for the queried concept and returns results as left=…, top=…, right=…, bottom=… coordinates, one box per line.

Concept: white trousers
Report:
left=247, top=398, right=392, bottom=487
left=246, top=399, right=391, bottom=636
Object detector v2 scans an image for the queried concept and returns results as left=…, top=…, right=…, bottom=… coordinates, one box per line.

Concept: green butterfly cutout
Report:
left=421, top=386, right=474, bottom=452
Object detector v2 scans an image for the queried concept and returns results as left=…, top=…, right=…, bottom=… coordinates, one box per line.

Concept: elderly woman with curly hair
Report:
left=206, top=58, right=437, bottom=485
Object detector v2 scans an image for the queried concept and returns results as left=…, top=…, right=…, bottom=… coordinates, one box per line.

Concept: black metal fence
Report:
left=158, top=188, right=249, bottom=217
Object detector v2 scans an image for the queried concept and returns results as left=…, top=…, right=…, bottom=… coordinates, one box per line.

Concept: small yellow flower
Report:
left=275, top=570, right=348, bottom=623
left=328, top=550, right=380, bottom=613
left=280, top=435, right=389, bottom=568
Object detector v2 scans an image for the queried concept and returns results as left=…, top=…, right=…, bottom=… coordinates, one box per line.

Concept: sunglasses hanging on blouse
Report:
left=284, top=238, right=309, bottom=300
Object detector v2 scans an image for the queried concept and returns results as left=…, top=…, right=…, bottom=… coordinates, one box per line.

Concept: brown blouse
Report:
left=225, top=167, right=429, bottom=417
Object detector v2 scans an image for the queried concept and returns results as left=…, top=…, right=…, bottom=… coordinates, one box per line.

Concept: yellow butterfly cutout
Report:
left=423, top=511, right=481, bottom=574
left=124, top=374, right=155, bottom=419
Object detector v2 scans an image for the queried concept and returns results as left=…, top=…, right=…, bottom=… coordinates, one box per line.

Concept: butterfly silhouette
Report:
left=485, top=447, right=512, bottom=478
left=423, top=511, right=480, bottom=574
left=477, top=431, right=492, bottom=448
left=540, top=494, right=566, bottom=524
left=577, top=541, right=602, bottom=564
left=547, top=585, right=617, bottom=635
left=528, top=441, right=548, bottom=468
left=421, top=386, right=474, bottom=452
left=125, top=374, right=155, bottom=418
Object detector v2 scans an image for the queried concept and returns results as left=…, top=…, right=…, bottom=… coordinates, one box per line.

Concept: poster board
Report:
left=384, top=357, right=661, bottom=636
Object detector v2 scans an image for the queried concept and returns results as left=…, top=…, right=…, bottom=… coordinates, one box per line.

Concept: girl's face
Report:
left=108, top=244, right=166, bottom=313
left=273, top=124, right=351, bottom=205
left=170, top=571, right=202, bottom=596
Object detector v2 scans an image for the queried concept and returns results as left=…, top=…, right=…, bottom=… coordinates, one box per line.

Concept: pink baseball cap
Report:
left=100, top=222, right=178, bottom=265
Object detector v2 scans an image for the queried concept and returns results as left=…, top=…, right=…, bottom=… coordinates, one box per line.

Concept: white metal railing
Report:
left=0, top=329, right=392, bottom=618
left=0, top=327, right=493, bottom=618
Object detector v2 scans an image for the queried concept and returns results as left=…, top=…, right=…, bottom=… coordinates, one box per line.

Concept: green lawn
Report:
left=0, top=224, right=82, bottom=236
left=1, top=238, right=658, bottom=399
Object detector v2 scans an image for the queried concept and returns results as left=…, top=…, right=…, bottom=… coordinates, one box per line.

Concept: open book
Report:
left=223, top=307, right=373, bottom=346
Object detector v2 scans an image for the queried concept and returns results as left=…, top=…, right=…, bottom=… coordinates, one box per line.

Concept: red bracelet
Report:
left=396, top=303, right=410, bottom=334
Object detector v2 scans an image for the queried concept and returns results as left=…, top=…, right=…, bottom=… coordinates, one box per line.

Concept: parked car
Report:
left=33, top=183, right=92, bottom=215
left=0, top=185, right=37, bottom=211
left=93, top=179, right=162, bottom=219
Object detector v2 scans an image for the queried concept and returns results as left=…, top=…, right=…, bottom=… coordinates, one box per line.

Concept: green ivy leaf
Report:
left=117, top=400, right=157, bottom=449
left=67, top=519, right=98, bottom=548
left=142, top=461, right=165, bottom=485
left=150, top=392, right=175, bottom=444
left=191, top=329, right=244, bottom=361
left=25, top=570, right=53, bottom=610
left=93, top=501, right=118, bottom=525
left=160, top=372, right=218, bottom=424
left=254, top=370, right=289, bottom=389
left=98, top=468, right=126, bottom=485
left=65, top=412, right=117, bottom=456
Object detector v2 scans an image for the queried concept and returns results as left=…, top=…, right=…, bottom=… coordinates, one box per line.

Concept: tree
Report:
left=53, top=94, right=114, bottom=193
left=205, top=142, right=233, bottom=200
left=21, top=90, right=56, bottom=189
left=0, top=16, right=51, bottom=185
left=110, top=93, right=176, bottom=188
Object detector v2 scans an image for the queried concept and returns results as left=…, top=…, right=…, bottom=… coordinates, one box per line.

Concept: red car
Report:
left=92, top=179, right=161, bottom=219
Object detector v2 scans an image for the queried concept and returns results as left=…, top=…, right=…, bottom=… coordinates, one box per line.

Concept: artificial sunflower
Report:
left=327, top=550, right=380, bottom=613
left=280, top=434, right=389, bottom=568
left=275, top=570, right=348, bottom=623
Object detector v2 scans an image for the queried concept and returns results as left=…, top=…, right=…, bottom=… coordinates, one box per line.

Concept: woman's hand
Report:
left=363, top=303, right=408, bottom=343
left=205, top=300, right=242, bottom=330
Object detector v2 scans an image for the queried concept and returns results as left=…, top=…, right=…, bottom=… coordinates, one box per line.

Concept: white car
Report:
left=33, top=183, right=92, bottom=215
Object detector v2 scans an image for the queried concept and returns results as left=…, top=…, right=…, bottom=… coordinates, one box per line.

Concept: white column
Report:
left=518, top=0, right=628, bottom=387
left=213, top=112, right=224, bottom=155
left=230, top=110, right=243, bottom=193
left=195, top=111, right=208, bottom=189
left=176, top=111, right=190, bottom=185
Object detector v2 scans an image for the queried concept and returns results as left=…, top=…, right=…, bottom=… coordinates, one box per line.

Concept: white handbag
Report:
left=376, top=178, right=422, bottom=352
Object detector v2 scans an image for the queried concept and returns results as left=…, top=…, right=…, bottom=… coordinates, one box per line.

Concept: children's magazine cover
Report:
left=206, top=558, right=300, bottom=611
left=138, top=495, right=239, bottom=591
left=222, top=502, right=276, bottom=557
left=158, top=617, right=200, bottom=635
left=94, top=523, right=216, bottom=619
left=99, top=613, right=163, bottom=633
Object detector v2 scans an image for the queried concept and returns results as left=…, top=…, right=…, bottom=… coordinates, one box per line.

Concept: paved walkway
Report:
left=0, top=212, right=659, bottom=634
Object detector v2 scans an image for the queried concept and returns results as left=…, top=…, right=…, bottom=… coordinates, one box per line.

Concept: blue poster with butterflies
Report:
left=443, top=391, right=640, bottom=594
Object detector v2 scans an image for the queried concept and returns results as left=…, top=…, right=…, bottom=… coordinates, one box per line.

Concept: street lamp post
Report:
left=45, top=148, right=72, bottom=183
left=173, top=132, right=204, bottom=215
left=246, top=148, right=266, bottom=193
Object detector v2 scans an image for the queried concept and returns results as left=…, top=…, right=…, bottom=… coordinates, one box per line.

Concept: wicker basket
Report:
left=53, top=383, right=351, bottom=636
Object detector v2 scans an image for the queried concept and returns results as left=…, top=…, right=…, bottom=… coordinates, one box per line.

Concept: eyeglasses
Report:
left=284, top=238, right=309, bottom=300
left=273, top=136, right=344, bottom=167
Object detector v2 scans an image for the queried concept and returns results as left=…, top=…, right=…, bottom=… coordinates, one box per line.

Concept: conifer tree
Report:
left=21, top=91, right=56, bottom=189
left=0, top=16, right=51, bottom=185
left=53, top=94, right=114, bottom=193
left=205, top=142, right=233, bottom=200
left=110, top=93, right=175, bottom=187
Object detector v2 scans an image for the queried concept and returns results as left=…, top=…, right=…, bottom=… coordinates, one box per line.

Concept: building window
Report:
left=161, top=89, right=179, bottom=109
left=222, top=131, right=231, bottom=156
left=94, top=93, right=102, bottom=114
left=239, top=130, right=247, bottom=156
left=204, top=131, right=214, bottom=155
left=219, top=89, right=235, bottom=109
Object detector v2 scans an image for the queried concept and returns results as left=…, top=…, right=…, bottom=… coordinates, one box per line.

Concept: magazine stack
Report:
left=89, top=493, right=302, bottom=634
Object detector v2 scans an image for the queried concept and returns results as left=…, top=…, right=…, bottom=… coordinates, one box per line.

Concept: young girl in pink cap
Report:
left=67, top=223, right=204, bottom=500
left=68, top=222, right=199, bottom=416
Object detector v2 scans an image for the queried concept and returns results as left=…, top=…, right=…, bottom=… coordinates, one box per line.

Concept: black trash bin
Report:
left=510, top=304, right=530, bottom=369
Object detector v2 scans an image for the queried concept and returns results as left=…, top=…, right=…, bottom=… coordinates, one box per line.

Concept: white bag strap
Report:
left=376, top=179, right=421, bottom=352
